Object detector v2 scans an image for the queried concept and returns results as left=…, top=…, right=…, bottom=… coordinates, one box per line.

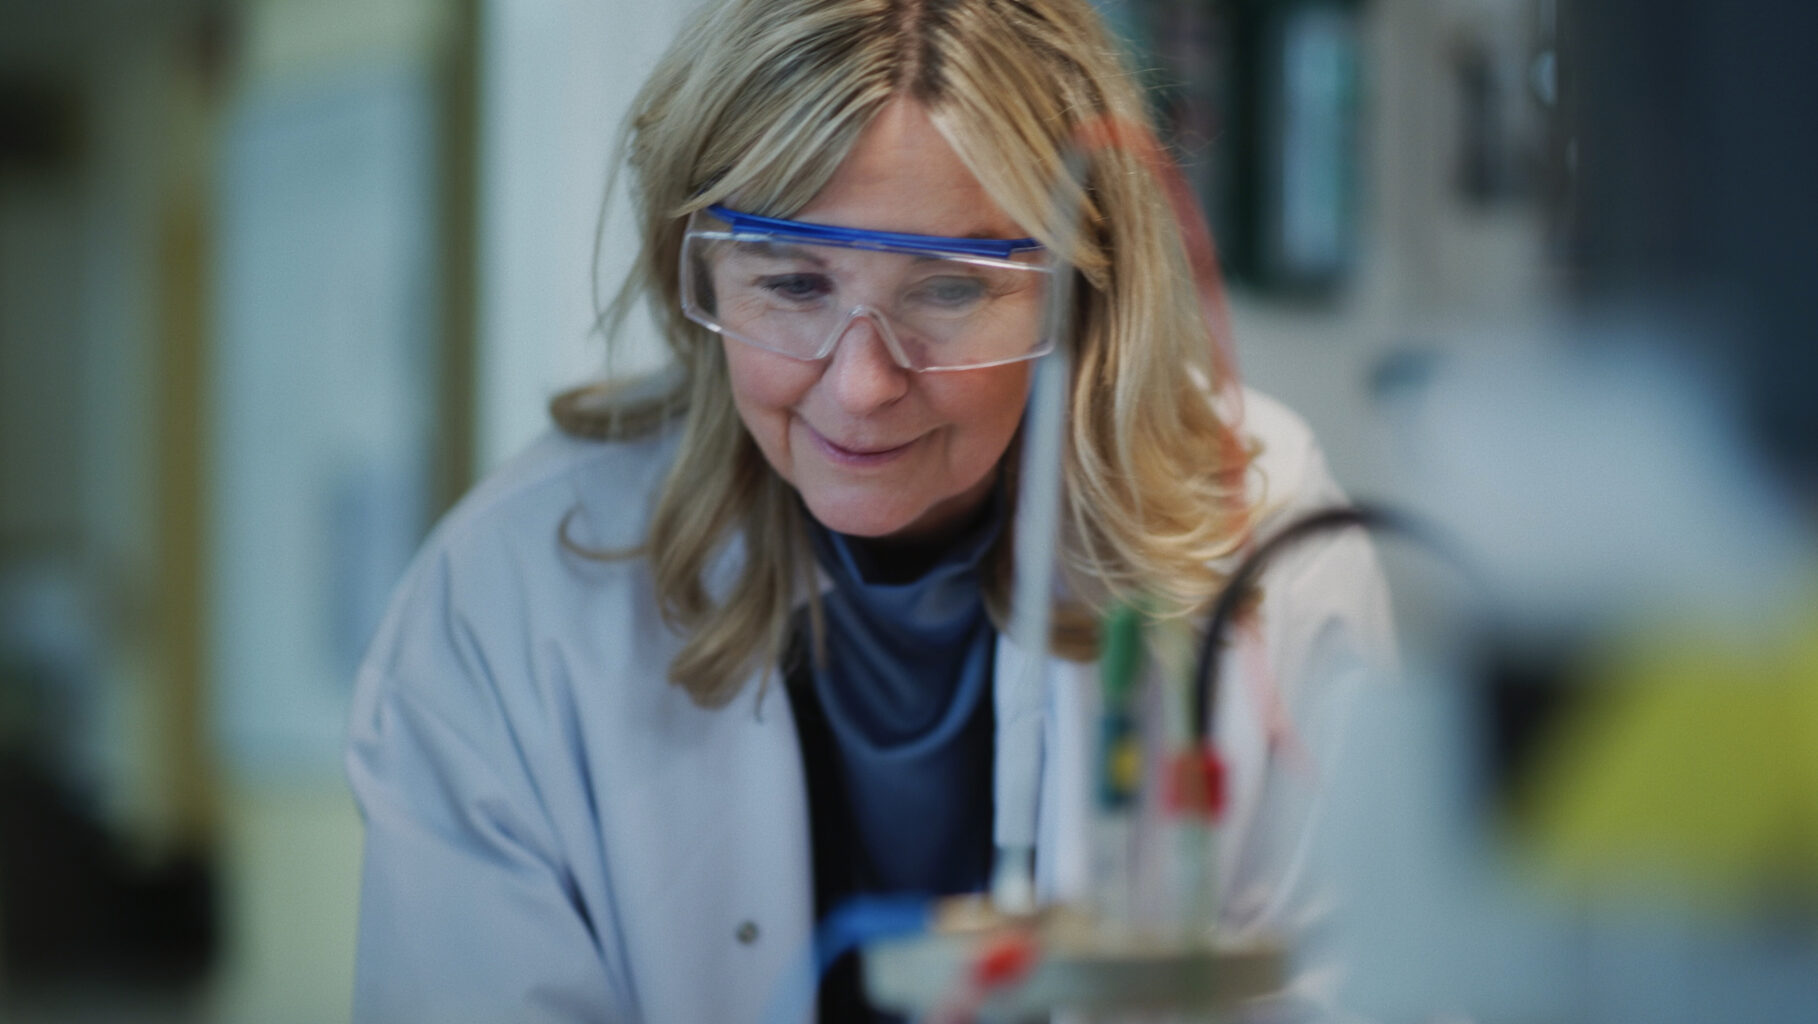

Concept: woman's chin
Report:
left=799, top=495, right=920, bottom=540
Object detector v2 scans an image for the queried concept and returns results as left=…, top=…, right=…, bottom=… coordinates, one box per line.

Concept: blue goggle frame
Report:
left=704, top=204, right=1045, bottom=261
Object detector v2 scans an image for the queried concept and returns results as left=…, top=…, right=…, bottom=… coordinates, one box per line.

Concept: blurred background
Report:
left=1, top=0, right=1812, bottom=1022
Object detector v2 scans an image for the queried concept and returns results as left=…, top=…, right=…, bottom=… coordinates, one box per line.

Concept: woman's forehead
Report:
left=782, top=97, right=1027, bottom=240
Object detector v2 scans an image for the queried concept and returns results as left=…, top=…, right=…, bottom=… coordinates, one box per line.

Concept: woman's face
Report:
left=720, top=98, right=1035, bottom=543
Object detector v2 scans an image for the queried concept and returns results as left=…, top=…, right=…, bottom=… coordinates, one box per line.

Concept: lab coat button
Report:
left=736, top=921, right=760, bottom=944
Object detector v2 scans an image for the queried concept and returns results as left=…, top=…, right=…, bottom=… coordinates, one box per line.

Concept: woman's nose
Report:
left=820, top=311, right=910, bottom=413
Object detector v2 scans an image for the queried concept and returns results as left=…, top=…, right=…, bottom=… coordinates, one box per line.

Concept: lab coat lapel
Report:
left=610, top=664, right=816, bottom=1024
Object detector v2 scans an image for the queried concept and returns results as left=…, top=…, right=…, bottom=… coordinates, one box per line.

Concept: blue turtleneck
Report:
left=798, top=499, right=1001, bottom=897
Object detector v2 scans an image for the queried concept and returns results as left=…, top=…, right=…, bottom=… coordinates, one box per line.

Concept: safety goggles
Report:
left=680, top=204, right=1054, bottom=372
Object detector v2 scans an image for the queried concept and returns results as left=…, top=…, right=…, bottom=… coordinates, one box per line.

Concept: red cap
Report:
left=1165, top=748, right=1228, bottom=819
left=971, top=933, right=1040, bottom=989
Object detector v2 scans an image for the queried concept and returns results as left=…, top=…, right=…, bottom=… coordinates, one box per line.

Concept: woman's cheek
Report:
left=929, top=362, right=1032, bottom=459
left=723, top=340, right=815, bottom=475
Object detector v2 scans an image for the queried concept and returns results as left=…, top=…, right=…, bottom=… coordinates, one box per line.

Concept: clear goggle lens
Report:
left=680, top=205, right=1053, bottom=372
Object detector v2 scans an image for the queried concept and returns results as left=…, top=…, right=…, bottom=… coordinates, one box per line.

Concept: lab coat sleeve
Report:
left=345, top=540, right=633, bottom=1024
left=1218, top=408, right=1398, bottom=1023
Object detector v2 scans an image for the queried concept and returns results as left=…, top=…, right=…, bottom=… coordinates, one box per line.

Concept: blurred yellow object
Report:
left=1520, top=595, right=1818, bottom=903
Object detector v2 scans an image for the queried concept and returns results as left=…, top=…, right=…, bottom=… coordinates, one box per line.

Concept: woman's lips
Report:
left=804, top=424, right=917, bottom=466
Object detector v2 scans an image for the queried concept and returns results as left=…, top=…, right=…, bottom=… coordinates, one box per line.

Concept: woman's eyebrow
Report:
left=731, top=239, right=827, bottom=265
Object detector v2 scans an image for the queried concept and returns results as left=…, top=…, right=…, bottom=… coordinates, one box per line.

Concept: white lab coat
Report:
left=346, top=388, right=1394, bottom=1024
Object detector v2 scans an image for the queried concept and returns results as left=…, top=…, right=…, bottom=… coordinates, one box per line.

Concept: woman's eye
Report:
left=908, top=276, right=987, bottom=308
left=757, top=273, right=832, bottom=304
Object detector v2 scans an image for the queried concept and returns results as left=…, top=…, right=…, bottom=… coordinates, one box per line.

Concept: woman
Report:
left=347, top=1, right=1392, bottom=1021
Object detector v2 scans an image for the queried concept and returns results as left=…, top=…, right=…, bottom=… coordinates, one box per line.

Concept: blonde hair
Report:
left=554, top=0, right=1253, bottom=707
